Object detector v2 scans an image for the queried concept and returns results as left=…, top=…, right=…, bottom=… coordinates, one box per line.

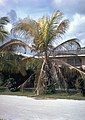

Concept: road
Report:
left=0, top=95, right=85, bottom=120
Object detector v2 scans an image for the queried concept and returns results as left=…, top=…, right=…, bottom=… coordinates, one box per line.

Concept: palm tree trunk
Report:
left=44, top=50, right=48, bottom=64
left=36, top=59, right=45, bottom=95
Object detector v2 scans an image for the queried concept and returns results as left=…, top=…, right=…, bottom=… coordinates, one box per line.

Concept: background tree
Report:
left=0, top=17, right=29, bottom=87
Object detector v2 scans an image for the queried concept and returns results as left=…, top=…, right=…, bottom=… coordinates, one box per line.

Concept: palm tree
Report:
left=14, top=11, right=69, bottom=95
left=0, top=17, right=9, bottom=42
left=0, top=17, right=34, bottom=87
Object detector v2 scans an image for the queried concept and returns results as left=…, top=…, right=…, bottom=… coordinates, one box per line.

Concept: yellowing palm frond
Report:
left=37, top=17, right=44, bottom=29
left=15, top=18, right=40, bottom=37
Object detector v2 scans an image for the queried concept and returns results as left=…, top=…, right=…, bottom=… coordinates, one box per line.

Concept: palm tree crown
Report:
left=14, top=11, right=69, bottom=57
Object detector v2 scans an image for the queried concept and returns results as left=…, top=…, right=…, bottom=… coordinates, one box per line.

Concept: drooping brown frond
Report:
left=56, top=59, right=85, bottom=77
left=0, top=39, right=35, bottom=52
left=14, top=18, right=40, bottom=37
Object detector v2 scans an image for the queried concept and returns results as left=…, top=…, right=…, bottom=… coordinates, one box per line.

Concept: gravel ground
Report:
left=0, top=95, right=85, bottom=120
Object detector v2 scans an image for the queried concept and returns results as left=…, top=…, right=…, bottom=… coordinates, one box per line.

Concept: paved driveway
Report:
left=0, top=95, right=85, bottom=120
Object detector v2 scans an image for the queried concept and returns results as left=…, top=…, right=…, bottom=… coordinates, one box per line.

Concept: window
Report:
left=67, top=58, right=82, bottom=66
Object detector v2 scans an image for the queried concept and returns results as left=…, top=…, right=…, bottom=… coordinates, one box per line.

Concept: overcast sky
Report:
left=0, top=0, right=85, bottom=46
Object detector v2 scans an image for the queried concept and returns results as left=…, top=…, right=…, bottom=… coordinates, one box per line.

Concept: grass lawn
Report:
left=0, top=89, right=85, bottom=100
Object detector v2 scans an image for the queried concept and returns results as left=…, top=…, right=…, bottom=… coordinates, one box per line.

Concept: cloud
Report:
left=5, top=23, right=12, bottom=33
left=0, top=0, right=8, bottom=16
left=52, top=0, right=85, bottom=46
left=68, top=14, right=85, bottom=34
left=0, top=0, right=6, bottom=6
left=53, top=0, right=85, bottom=15
left=62, top=13, right=85, bottom=46
left=0, top=0, right=52, bottom=19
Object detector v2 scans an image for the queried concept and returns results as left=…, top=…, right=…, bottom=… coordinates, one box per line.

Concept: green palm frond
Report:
left=0, top=17, right=9, bottom=25
left=44, top=11, right=68, bottom=46
left=0, top=30, right=9, bottom=43
left=36, top=11, right=69, bottom=51
left=0, top=17, right=9, bottom=42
